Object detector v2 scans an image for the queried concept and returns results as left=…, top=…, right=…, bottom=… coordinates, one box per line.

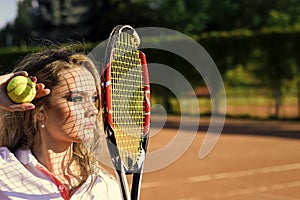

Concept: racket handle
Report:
left=116, top=170, right=131, bottom=200
left=131, top=168, right=144, bottom=200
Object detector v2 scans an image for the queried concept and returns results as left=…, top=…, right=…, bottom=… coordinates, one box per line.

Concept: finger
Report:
left=14, top=71, right=29, bottom=77
left=35, top=89, right=51, bottom=99
left=36, top=83, right=45, bottom=90
left=30, top=76, right=37, bottom=83
left=7, top=103, right=35, bottom=112
left=1, top=71, right=29, bottom=85
left=35, top=83, right=51, bottom=99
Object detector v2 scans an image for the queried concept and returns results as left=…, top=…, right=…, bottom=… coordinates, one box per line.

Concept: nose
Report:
left=84, top=101, right=99, bottom=118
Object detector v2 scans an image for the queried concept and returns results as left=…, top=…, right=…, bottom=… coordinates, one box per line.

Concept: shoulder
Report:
left=0, top=147, right=27, bottom=175
left=93, top=170, right=123, bottom=199
left=98, top=170, right=121, bottom=193
left=0, top=147, right=12, bottom=157
left=73, top=170, right=122, bottom=200
left=0, top=147, right=15, bottom=166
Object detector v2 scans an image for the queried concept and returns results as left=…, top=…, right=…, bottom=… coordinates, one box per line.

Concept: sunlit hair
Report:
left=0, top=47, right=103, bottom=195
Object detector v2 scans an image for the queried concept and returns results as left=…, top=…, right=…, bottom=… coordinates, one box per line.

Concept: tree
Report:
left=10, top=0, right=33, bottom=46
left=251, top=33, right=294, bottom=118
left=34, top=0, right=91, bottom=41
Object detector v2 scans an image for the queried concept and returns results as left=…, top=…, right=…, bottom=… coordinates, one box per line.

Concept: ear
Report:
left=36, top=106, right=48, bottom=121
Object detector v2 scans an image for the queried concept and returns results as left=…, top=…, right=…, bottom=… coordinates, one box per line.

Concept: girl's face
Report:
left=43, top=67, right=99, bottom=144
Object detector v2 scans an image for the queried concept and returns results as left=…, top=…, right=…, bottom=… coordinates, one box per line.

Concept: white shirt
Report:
left=0, top=147, right=122, bottom=200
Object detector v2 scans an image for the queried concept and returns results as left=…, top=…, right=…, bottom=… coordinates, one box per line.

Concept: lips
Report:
left=83, top=123, right=95, bottom=129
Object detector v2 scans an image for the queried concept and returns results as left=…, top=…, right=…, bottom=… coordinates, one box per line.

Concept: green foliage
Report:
left=2, top=0, right=300, bottom=44
left=0, top=46, right=35, bottom=73
left=1, top=0, right=300, bottom=117
left=224, top=65, right=259, bottom=87
left=0, top=43, right=94, bottom=73
left=39, top=0, right=89, bottom=26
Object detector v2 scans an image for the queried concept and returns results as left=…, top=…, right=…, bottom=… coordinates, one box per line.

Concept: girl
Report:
left=0, top=48, right=122, bottom=199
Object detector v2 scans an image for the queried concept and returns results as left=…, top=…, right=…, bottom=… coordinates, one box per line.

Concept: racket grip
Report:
left=116, top=170, right=131, bottom=200
left=131, top=170, right=143, bottom=200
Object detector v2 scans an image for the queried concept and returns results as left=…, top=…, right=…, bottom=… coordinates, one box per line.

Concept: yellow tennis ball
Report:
left=7, top=76, right=36, bottom=103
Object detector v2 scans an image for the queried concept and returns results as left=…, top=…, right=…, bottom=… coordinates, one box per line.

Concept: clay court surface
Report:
left=140, top=115, right=300, bottom=200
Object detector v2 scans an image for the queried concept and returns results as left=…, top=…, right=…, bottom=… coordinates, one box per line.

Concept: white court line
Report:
left=258, top=193, right=300, bottom=200
left=142, top=163, right=300, bottom=189
left=188, top=162, right=300, bottom=183
left=212, top=180, right=300, bottom=199
left=180, top=182, right=300, bottom=200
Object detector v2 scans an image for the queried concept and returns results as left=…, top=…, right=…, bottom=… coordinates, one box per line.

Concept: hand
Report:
left=0, top=71, right=50, bottom=112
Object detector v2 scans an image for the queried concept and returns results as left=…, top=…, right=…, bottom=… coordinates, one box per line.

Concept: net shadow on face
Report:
left=45, top=67, right=101, bottom=145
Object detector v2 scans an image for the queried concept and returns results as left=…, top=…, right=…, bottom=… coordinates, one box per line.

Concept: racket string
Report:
left=110, top=31, right=145, bottom=169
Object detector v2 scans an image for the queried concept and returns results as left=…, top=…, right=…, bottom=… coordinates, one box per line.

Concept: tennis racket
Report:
left=101, top=25, right=150, bottom=200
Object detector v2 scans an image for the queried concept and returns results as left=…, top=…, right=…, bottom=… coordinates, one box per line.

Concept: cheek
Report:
left=52, top=104, right=93, bottom=141
left=60, top=104, right=84, bottom=134
left=71, top=104, right=96, bottom=142
left=68, top=104, right=85, bottom=127
left=47, top=103, right=82, bottom=136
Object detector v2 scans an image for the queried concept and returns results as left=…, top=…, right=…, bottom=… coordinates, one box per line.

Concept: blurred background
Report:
left=1, top=0, right=300, bottom=119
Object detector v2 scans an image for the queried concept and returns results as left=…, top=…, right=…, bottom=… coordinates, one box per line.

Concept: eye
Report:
left=67, top=95, right=83, bottom=102
left=91, top=95, right=98, bottom=103
left=92, top=95, right=100, bottom=110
